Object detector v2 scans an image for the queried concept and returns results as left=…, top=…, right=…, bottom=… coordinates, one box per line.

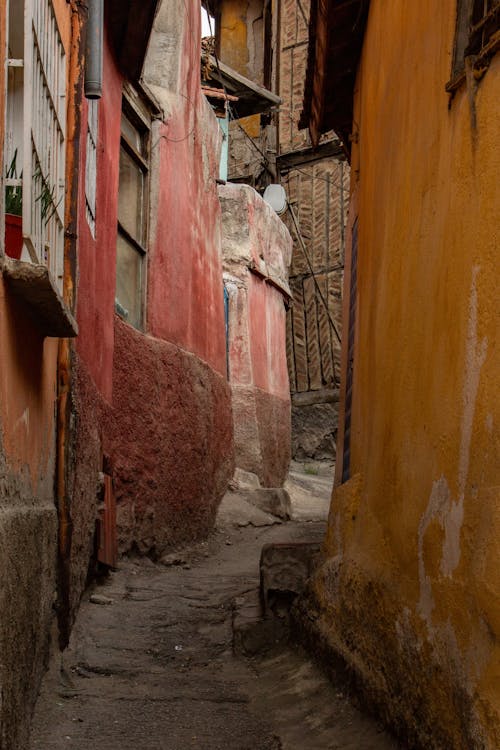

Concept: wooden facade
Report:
left=277, top=0, right=348, bottom=396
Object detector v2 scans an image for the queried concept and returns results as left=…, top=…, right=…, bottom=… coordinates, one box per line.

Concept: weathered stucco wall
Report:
left=144, top=0, right=227, bottom=377
left=71, top=0, right=234, bottom=564
left=220, top=183, right=292, bottom=487
left=0, top=283, right=58, bottom=750
left=0, top=1, right=74, bottom=746
left=108, top=316, right=233, bottom=554
left=75, top=31, right=122, bottom=402
left=301, top=3, right=500, bottom=748
left=61, top=31, right=124, bottom=641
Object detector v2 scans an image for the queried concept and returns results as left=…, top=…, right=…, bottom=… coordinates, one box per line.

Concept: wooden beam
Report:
left=277, top=139, right=345, bottom=172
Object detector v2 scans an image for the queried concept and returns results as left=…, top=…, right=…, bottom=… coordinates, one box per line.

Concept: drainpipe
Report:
left=84, top=0, right=103, bottom=99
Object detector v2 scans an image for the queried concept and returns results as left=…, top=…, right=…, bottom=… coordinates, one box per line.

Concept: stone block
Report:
left=241, top=487, right=291, bottom=520
left=260, top=542, right=321, bottom=616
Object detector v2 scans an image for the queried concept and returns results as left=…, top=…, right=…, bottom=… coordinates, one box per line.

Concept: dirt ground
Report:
left=30, top=471, right=398, bottom=750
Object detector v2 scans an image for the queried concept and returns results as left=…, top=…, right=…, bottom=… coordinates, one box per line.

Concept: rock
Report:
left=240, top=488, right=292, bottom=520
left=232, top=468, right=261, bottom=490
left=89, top=594, right=114, bottom=606
left=291, top=402, right=338, bottom=461
left=217, top=491, right=282, bottom=528
left=260, top=542, right=321, bottom=616
left=159, top=553, right=186, bottom=567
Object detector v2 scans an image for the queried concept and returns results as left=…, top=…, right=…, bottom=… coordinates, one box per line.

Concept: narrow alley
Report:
left=1, top=0, right=498, bottom=747
left=30, top=472, right=396, bottom=750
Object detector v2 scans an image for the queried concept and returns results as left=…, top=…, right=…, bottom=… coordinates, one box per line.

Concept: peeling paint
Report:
left=418, top=268, right=489, bottom=625
left=14, top=408, right=30, bottom=436
left=458, top=266, right=488, bottom=498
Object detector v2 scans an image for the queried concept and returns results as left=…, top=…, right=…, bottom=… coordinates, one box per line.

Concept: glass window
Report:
left=118, top=147, right=145, bottom=244
left=116, top=233, right=143, bottom=329
left=115, top=97, right=150, bottom=330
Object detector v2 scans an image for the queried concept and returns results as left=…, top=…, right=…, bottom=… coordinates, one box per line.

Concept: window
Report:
left=115, top=93, right=150, bottom=329
left=4, top=0, right=66, bottom=289
left=448, top=0, right=500, bottom=89
left=85, top=100, right=98, bottom=237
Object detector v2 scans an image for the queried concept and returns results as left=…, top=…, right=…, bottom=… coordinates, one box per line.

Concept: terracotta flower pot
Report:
left=5, top=213, right=23, bottom=259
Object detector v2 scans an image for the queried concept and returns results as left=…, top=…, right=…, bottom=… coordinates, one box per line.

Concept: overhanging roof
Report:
left=206, top=57, right=281, bottom=119
left=105, top=1, right=161, bottom=82
left=300, top=0, right=370, bottom=159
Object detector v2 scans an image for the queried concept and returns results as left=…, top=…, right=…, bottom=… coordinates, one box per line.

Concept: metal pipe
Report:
left=84, top=0, right=103, bottom=99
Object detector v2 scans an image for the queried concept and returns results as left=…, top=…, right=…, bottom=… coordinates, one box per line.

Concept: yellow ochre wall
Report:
left=311, top=2, right=500, bottom=748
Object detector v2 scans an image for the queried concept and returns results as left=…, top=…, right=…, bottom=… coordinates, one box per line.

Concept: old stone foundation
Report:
left=108, top=316, right=234, bottom=555
left=232, top=384, right=291, bottom=488
left=64, top=316, right=235, bottom=643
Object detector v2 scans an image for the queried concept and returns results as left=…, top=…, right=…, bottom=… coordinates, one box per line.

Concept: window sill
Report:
left=1, top=257, right=78, bottom=338
left=446, top=32, right=500, bottom=94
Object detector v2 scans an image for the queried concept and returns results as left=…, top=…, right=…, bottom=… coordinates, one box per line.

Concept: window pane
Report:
left=118, top=146, right=144, bottom=242
left=121, top=112, right=143, bottom=153
left=116, top=233, right=143, bottom=328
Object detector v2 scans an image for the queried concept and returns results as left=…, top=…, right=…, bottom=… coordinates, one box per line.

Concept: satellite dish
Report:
left=263, top=184, right=288, bottom=215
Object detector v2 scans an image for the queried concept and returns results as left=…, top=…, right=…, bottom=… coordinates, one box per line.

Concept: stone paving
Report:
left=30, top=473, right=398, bottom=750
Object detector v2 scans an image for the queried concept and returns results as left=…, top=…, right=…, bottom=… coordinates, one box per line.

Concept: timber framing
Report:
left=300, top=0, right=370, bottom=158
left=207, top=57, right=281, bottom=118
left=277, top=139, right=345, bottom=173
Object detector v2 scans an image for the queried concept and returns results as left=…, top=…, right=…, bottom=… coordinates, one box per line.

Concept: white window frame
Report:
left=5, top=0, right=66, bottom=290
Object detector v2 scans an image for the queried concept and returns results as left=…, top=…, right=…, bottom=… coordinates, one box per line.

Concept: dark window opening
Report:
left=115, top=92, right=151, bottom=330
left=449, top=0, right=500, bottom=88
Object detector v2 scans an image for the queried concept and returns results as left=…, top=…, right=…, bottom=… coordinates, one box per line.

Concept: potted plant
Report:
left=5, top=149, right=23, bottom=260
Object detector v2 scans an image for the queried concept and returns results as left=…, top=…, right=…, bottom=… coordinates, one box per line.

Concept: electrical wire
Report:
left=287, top=204, right=342, bottom=348
left=285, top=163, right=346, bottom=191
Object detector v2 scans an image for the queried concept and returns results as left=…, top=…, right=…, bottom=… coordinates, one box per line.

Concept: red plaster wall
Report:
left=70, top=5, right=233, bottom=560
left=108, top=316, right=234, bottom=554
left=75, top=32, right=122, bottom=402
left=147, top=2, right=227, bottom=376
left=246, top=275, right=290, bottom=400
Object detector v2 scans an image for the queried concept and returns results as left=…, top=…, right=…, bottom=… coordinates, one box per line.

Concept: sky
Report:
left=201, top=7, right=214, bottom=37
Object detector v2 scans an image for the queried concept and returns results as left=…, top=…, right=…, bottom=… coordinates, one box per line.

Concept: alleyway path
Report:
left=30, top=469, right=397, bottom=750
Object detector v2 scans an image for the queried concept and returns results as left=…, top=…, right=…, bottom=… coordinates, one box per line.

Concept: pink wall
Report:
left=70, top=3, right=233, bottom=557
left=219, top=183, right=292, bottom=400
left=146, top=2, right=227, bottom=376
left=75, top=32, right=122, bottom=402
left=246, top=276, right=290, bottom=399
left=219, top=183, right=292, bottom=486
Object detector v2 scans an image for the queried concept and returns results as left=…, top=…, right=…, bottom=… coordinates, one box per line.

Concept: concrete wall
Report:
left=301, top=3, right=500, bottom=747
left=220, top=183, right=292, bottom=487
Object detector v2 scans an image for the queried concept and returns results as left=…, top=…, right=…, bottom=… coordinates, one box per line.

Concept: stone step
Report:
left=232, top=540, right=322, bottom=656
